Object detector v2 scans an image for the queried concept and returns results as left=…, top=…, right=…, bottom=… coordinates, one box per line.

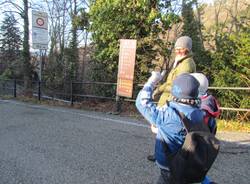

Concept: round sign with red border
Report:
left=36, top=18, right=44, bottom=27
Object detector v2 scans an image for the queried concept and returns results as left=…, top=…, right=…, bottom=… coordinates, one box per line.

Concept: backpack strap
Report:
left=173, top=107, right=210, bottom=133
left=172, top=108, right=191, bottom=133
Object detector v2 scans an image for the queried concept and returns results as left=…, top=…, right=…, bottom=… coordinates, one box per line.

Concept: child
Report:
left=136, top=72, right=204, bottom=183
left=190, top=73, right=220, bottom=135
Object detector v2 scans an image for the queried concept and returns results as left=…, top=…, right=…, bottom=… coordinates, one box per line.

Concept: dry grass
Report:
left=217, top=119, right=250, bottom=133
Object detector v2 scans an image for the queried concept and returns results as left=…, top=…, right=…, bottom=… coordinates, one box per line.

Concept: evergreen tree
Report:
left=66, top=0, right=79, bottom=82
left=0, top=13, right=22, bottom=78
left=181, top=0, right=211, bottom=73
left=182, top=0, right=202, bottom=48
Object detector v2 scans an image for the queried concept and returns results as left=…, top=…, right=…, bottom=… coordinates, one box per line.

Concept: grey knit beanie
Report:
left=171, top=73, right=199, bottom=99
left=174, top=36, right=192, bottom=51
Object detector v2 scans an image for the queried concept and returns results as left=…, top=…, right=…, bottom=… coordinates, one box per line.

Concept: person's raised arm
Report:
left=136, top=71, right=163, bottom=125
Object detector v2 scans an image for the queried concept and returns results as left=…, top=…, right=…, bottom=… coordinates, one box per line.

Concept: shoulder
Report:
left=201, top=95, right=219, bottom=107
left=169, top=102, right=203, bottom=123
left=176, top=57, right=196, bottom=73
left=181, top=57, right=195, bottom=67
left=189, top=108, right=204, bottom=123
left=201, top=95, right=220, bottom=116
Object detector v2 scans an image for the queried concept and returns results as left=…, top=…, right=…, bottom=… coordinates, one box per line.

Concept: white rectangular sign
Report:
left=31, top=10, right=48, bottom=49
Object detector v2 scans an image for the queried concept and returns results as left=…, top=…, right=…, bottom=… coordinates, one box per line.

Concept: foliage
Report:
left=0, top=0, right=248, bottom=122
left=44, top=0, right=90, bottom=91
left=88, top=0, right=180, bottom=84
left=74, top=8, right=89, bottom=31
left=43, top=51, right=65, bottom=90
left=64, top=46, right=79, bottom=81
left=181, top=0, right=212, bottom=73
left=0, top=13, right=22, bottom=78
left=65, top=23, right=79, bottom=81
left=0, top=68, right=13, bottom=80
left=65, top=1, right=81, bottom=82
left=210, top=26, right=250, bottom=120
left=179, top=0, right=249, bottom=121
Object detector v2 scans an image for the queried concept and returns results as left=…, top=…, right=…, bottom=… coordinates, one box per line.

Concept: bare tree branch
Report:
left=2, top=0, right=24, bottom=13
left=3, top=10, right=23, bottom=17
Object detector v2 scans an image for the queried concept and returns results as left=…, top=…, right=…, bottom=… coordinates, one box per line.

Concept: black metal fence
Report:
left=0, top=79, right=120, bottom=107
left=0, top=79, right=249, bottom=114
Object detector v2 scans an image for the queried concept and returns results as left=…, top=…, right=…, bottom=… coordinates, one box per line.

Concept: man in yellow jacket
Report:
left=147, top=36, right=196, bottom=162
left=153, top=36, right=196, bottom=107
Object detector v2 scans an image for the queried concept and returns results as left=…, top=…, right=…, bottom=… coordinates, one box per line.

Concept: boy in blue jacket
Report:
left=136, top=72, right=204, bottom=183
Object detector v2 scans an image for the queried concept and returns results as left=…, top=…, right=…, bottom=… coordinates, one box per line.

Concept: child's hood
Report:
left=201, top=95, right=220, bottom=117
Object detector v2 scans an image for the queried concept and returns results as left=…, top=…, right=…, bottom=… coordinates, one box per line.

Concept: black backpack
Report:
left=169, top=109, right=220, bottom=184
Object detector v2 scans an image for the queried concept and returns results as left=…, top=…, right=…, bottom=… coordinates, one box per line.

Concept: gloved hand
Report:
left=151, top=124, right=158, bottom=134
left=146, top=71, right=162, bottom=87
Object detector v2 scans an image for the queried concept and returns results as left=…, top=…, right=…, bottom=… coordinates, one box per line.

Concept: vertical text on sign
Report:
left=117, top=39, right=137, bottom=98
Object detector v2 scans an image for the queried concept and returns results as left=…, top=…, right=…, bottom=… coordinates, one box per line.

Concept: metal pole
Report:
left=38, top=49, right=47, bottom=82
left=39, top=49, right=42, bottom=81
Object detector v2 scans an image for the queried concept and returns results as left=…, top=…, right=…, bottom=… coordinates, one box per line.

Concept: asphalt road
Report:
left=0, top=99, right=249, bottom=184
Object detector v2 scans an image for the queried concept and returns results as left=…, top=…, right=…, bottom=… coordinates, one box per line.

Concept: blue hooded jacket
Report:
left=136, top=83, right=204, bottom=169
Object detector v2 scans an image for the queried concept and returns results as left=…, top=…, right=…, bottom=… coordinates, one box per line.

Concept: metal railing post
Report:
left=13, top=79, right=16, bottom=98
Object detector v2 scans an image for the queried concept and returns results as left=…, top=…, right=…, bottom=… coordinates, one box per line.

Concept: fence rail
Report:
left=0, top=79, right=249, bottom=113
left=208, top=87, right=250, bottom=90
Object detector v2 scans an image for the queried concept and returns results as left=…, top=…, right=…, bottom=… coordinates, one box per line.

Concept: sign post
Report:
left=116, top=39, right=137, bottom=113
left=31, top=10, right=48, bottom=82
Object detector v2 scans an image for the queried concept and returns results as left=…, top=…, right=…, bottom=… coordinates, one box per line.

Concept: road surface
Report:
left=0, top=99, right=249, bottom=184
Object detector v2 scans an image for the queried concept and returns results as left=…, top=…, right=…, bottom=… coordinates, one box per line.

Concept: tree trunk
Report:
left=22, top=0, right=32, bottom=92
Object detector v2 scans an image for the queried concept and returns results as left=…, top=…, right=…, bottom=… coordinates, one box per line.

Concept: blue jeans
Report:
left=201, top=176, right=213, bottom=184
